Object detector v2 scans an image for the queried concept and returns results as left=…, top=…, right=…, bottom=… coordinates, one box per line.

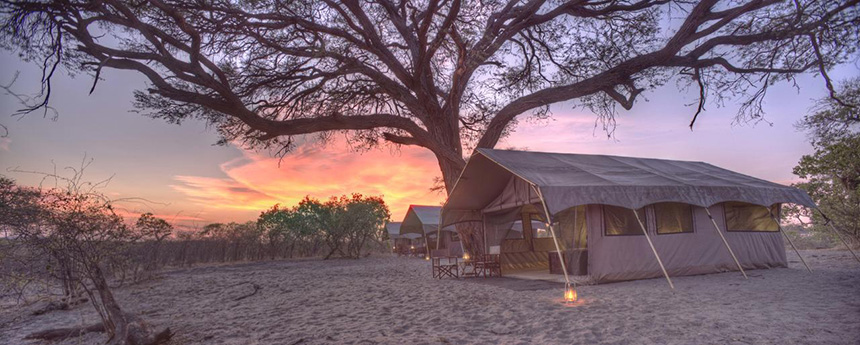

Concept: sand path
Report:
left=2, top=249, right=858, bottom=344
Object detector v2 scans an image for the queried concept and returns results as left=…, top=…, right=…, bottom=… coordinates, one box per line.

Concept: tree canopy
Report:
left=2, top=0, right=858, bottom=189
left=286, top=194, right=391, bottom=259
left=791, top=79, right=860, bottom=244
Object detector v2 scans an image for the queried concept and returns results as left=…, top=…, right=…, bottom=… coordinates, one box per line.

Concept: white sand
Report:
left=2, top=249, right=858, bottom=344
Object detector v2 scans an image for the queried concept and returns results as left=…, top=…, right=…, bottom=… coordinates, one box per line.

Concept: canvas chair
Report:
left=475, top=245, right=501, bottom=278
left=432, top=256, right=458, bottom=279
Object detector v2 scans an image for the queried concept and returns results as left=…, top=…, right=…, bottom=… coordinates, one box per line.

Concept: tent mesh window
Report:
left=529, top=215, right=552, bottom=238
left=603, top=205, right=646, bottom=236
left=654, top=202, right=695, bottom=234
left=556, top=206, right=587, bottom=248
left=724, top=202, right=780, bottom=232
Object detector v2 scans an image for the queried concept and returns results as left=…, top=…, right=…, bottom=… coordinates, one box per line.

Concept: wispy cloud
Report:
left=0, top=137, right=10, bottom=151
left=113, top=208, right=206, bottom=223
left=171, top=140, right=445, bottom=221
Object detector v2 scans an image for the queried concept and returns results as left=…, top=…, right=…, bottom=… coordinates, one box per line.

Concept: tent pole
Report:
left=531, top=185, right=572, bottom=288
left=704, top=208, right=748, bottom=279
left=633, top=209, right=675, bottom=290
left=766, top=207, right=812, bottom=273
left=436, top=209, right=443, bottom=256
left=482, top=214, right=488, bottom=255
left=815, top=209, right=860, bottom=264
left=423, top=220, right=431, bottom=260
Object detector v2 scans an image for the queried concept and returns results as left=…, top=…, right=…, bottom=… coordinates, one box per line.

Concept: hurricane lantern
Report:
left=463, top=253, right=470, bottom=260
left=564, top=285, right=578, bottom=304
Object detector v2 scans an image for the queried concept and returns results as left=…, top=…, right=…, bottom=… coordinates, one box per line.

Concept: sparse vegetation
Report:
left=0, top=171, right=171, bottom=345
left=789, top=78, right=860, bottom=247
left=0, top=165, right=390, bottom=345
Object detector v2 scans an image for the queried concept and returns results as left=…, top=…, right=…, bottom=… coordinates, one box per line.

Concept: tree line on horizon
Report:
left=167, top=194, right=392, bottom=265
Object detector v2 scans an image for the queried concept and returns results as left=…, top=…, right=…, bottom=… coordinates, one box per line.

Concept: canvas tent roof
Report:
left=387, top=221, right=422, bottom=240
left=399, top=205, right=456, bottom=237
left=386, top=222, right=402, bottom=238
left=441, top=149, right=815, bottom=227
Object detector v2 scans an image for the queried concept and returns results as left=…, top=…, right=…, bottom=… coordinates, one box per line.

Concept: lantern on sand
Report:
left=564, top=283, right=578, bottom=304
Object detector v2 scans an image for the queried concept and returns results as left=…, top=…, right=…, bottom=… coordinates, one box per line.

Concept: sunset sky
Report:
left=1, top=50, right=857, bottom=228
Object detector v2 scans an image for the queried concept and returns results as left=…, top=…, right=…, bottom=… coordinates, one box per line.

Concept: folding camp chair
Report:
left=432, top=257, right=459, bottom=279
left=474, top=246, right=501, bottom=278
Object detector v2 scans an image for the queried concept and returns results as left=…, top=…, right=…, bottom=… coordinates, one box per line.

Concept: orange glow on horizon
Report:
left=170, top=139, right=445, bottom=223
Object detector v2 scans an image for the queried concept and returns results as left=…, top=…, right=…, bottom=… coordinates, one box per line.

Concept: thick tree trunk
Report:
left=87, top=268, right=128, bottom=344
left=436, top=155, right=485, bottom=256
left=90, top=266, right=171, bottom=345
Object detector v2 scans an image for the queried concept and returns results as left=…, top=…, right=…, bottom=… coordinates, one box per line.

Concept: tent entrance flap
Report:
left=483, top=203, right=577, bottom=274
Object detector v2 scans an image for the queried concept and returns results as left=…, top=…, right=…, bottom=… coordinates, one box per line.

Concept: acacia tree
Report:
left=340, top=194, right=391, bottom=258
left=135, top=212, right=173, bottom=271
left=789, top=79, right=860, bottom=245
left=258, top=204, right=293, bottom=259
left=2, top=0, right=858, bottom=251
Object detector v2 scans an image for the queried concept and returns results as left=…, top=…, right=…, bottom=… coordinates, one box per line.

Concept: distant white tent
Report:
left=400, top=205, right=462, bottom=257
left=386, top=222, right=403, bottom=251
left=438, top=149, right=851, bottom=288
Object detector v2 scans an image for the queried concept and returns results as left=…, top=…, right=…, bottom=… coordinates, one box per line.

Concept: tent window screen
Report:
left=556, top=206, right=587, bottom=249
left=724, top=202, right=779, bottom=232
left=603, top=205, right=646, bottom=236
left=506, top=221, right=525, bottom=239
left=529, top=215, right=551, bottom=238
left=654, top=203, right=694, bottom=234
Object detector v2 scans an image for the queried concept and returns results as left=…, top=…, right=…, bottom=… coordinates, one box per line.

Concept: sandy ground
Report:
left=1, top=249, right=859, bottom=345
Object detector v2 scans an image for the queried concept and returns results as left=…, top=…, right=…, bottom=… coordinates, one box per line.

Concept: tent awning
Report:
left=400, top=205, right=456, bottom=236
left=441, top=149, right=815, bottom=227
left=386, top=222, right=402, bottom=239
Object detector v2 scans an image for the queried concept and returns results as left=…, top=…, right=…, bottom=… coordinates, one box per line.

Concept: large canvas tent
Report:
left=440, top=149, right=819, bottom=285
left=400, top=205, right=463, bottom=257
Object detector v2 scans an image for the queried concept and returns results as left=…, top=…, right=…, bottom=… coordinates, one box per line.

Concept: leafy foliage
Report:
left=136, top=213, right=173, bottom=242
left=286, top=194, right=391, bottom=259
left=789, top=79, right=860, bottom=245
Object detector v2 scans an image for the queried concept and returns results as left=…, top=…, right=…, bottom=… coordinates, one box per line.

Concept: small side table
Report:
left=458, top=257, right=478, bottom=278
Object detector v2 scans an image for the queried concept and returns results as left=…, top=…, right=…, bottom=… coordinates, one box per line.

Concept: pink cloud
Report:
left=171, top=139, right=445, bottom=221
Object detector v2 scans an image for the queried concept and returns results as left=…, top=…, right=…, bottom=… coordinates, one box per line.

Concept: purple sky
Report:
left=1, top=49, right=857, bottom=227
